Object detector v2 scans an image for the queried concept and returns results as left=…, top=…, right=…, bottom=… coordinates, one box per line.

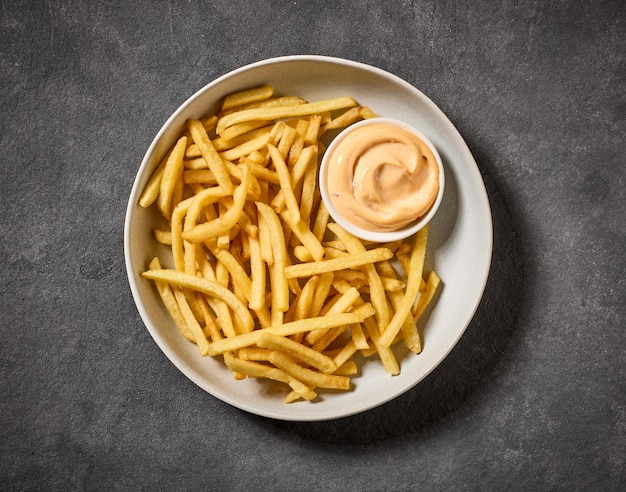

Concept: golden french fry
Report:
left=333, top=339, right=359, bottom=369
left=195, top=294, right=223, bottom=342
left=255, top=202, right=289, bottom=312
left=210, top=244, right=271, bottom=330
left=413, top=270, right=441, bottom=320
left=219, top=133, right=271, bottom=161
left=147, top=258, right=194, bottom=342
left=360, top=106, right=378, bottom=119
left=219, top=120, right=273, bottom=143
left=196, top=253, right=237, bottom=339
left=142, top=268, right=255, bottom=333
left=182, top=164, right=251, bottom=242
left=380, top=276, right=406, bottom=292
left=379, top=225, right=429, bottom=347
left=309, top=272, right=334, bottom=318
left=298, top=146, right=318, bottom=224
left=237, top=347, right=273, bottom=361
left=221, top=96, right=307, bottom=117
left=187, top=119, right=234, bottom=194
left=221, top=85, right=274, bottom=111
left=267, top=144, right=301, bottom=224
left=269, top=351, right=350, bottom=390
left=334, top=360, right=358, bottom=376
left=291, top=276, right=319, bottom=344
left=157, top=136, right=187, bottom=218
left=217, top=96, right=358, bottom=134
left=211, top=126, right=272, bottom=152
left=287, top=118, right=308, bottom=166
left=350, top=324, right=369, bottom=350
left=170, top=197, right=193, bottom=273
left=271, top=145, right=315, bottom=213
left=276, top=125, right=297, bottom=159
left=257, top=209, right=274, bottom=265
left=311, top=199, right=330, bottom=241
left=328, top=223, right=391, bottom=330
left=279, top=210, right=325, bottom=262
left=139, top=148, right=172, bottom=208
left=183, top=169, right=216, bottom=184
left=223, top=353, right=316, bottom=401
left=153, top=229, right=172, bottom=245
left=173, top=288, right=210, bottom=356
left=207, top=312, right=369, bottom=356
left=284, top=247, right=393, bottom=279
left=321, top=106, right=363, bottom=133
left=257, top=332, right=337, bottom=374
left=303, top=114, right=321, bottom=145
left=305, top=286, right=361, bottom=345
left=247, top=236, right=266, bottom=312
left=377, top=260, right=421, bottom=353
left=363, top=315, right=400, bottom=375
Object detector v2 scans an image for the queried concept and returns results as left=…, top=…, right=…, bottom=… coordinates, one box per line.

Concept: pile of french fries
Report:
left=138, top=86, right=440, bottom=403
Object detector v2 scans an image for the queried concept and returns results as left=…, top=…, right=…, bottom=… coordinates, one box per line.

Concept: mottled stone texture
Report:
left=1, top=1, right=624, bottom=490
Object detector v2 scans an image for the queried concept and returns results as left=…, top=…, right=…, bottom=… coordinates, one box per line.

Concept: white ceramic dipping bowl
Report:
left=319, top=117, right=445, bottom=243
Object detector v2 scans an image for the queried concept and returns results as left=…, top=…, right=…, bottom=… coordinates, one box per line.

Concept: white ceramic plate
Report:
left=124, top=55, right=493, bottom=421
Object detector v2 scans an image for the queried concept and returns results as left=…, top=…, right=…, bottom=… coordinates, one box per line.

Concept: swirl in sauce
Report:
left=326, top=122, right=440, bottom=232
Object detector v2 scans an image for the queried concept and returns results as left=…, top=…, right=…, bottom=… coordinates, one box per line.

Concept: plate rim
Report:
left=124, top=55, right=493, bottom=421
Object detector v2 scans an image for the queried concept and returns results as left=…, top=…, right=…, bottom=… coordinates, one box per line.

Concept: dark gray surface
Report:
left=1, top=0, right=624, bottom=490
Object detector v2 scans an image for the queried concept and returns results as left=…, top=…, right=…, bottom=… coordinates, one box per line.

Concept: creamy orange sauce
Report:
left=326, top=122, right=440, bottom=232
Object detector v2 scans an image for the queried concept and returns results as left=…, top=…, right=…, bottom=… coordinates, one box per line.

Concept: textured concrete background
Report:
left=1, top=0, right=624, bottom=490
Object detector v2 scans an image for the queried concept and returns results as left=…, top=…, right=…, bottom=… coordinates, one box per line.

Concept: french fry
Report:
left=157, top=136, right=187, bottom=219
left=139, top=148, right=171, bottom=208
left=255, top=202, right=289, bottom=313
left=223, top=353, right=316, bottom=401
left=217, top=96, right=358, bottom=134
left=288, top=118, right=309, bottom=166
left=377, top=260, right=421, bottom=353
left=320, top=106, right=363, bottom=134
left=269, top=352, right=350, bottom=390
left=271, top=145, right=315, bottom=213
left=153, top=229, right=172, bottom=245
left=267, top=144, right=300, bottom=225
left=196, top=253, right=237, bottom=339
left=187, top=118, right=233, bottom=194
left=220, top=96, right=307, bottom=117
left=247, top=236, right=266, bottom=312
left=412, top=270, right=441, bottom=320
left=363, top=315, right=400, bottom=375
left=303, top=114, right=321, bottom=145
left=207, top=312, right=370, bottom=355
left=210, top=126, right=273, bottom=153
left=298, top=146, right=318, bottom=225
left=221, top=85, right=274, bottom=111
left=328, top=223, right=391, bottom=331
left=147, top=258, right=194, bottom=342
left=219, top=133, right=271, bottom=161
left=306, top=286, right=361, bottom=345
left=309, top=272, right=334, bottom=318
left=284, top=248, right=393, bottom=279
left=170, top=197, right=194, bottom=273
left=182, top=164, right=251, bottom=242
left=141, top=268, right=255, bottom=333
left=173, top=288, right=210, bottom=356
left=379, top=225, right=429, bottom=348
left=219, top=120, right=273, bottom=143
left=257, top=332, right=337, bottom=374
left=312, top=200, right=330, bottom=242
left=279, top=210, right=325, bottom=262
